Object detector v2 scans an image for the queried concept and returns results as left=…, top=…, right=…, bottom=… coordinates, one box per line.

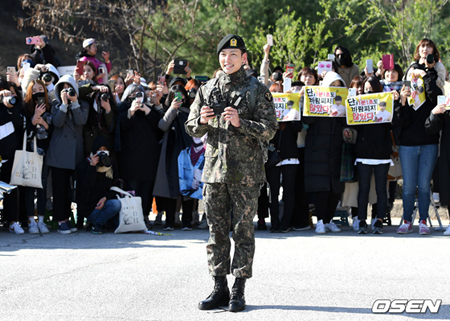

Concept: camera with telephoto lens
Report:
left=63, top=88, right=76, bottom=97
left=100, top=92, right=110, bottom=102
left=40, top=71, right=53, bottom=83
left=3, top=96, right=16, bottom=106
left=97, top=151, right=112, bottom=167
left=211, top=100, right=226, bottom=116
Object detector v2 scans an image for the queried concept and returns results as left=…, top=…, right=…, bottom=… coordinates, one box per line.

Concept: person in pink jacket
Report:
left=74, top=38, right=111, bottom=84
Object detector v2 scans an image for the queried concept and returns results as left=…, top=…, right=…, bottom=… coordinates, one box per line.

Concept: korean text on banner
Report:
left=303, top=86, right=348, bottom=117
left=272, top=93, right=301, bottom=121
left=345, top=92, right=394, bottom=125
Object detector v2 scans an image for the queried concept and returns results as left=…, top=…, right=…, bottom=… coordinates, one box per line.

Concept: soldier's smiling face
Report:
left=219, top=49, right=247, bottom=75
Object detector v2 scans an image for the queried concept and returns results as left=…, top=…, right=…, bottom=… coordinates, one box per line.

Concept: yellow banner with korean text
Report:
left=303, top=86, right=349, bottom=117
left=272, top=93, right=301, bottom=121
left=345, top=92, right=394, bottom=125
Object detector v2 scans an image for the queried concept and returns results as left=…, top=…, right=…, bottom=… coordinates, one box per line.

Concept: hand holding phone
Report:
left=366, top=59, right=373, bottom=74
left=26, top=36, right=41, bottom=45
left=286, top=63, right=295, bottom=79
left=382, top=54, right=394, bottom=70
left=266, top=34, right=273, bottom=46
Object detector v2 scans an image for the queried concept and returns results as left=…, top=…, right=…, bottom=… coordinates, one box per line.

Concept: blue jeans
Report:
left=399, top=144, right=438, bottom=221
left=87, top=199, right=121, bottom=227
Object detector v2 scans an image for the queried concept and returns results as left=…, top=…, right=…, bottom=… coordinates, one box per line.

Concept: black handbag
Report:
left=265, top=131, right=282, bottom=170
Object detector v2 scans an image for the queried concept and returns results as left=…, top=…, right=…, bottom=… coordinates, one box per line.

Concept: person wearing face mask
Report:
left=333, top=45, right=359, bottom=88
left=21, top=63, right=60, bottom=102
left=76, top=136, right=121, bottom=234
left=153, top=85, right=194, bottom=231
left=344, top=77, right=393, bottom=234
left=0, top=77, right=24, bottom=234
left=116, top=84, right=162, bottom=228
left=46, top=75, right=89, bottom=234
left=21, top=79, right=53, bottom=234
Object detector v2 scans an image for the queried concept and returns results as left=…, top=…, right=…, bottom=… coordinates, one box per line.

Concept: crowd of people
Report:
left=1, top=35, right=450, bottom=236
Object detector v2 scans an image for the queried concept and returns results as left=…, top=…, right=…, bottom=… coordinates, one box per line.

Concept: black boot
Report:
left=228, top=278, right=246, bottom=312
left=198, top=276, right=230, bottom=310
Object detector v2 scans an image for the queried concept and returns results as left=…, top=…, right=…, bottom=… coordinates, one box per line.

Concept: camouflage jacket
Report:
left=185, top=67, right=277, bottom=184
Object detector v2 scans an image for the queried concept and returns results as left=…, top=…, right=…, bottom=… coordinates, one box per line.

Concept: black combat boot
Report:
left=228, top=278, right=246, bottom=312
left=198, top=276, right=230, bottom=310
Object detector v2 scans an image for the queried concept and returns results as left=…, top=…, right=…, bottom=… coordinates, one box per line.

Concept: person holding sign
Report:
left=395, top=56, right=442, bottom=235
left=404, top=38, right=446, bottom=92
left=345, top=77, right=392, bottom=234
left=303, top=71, right=347, bottom=234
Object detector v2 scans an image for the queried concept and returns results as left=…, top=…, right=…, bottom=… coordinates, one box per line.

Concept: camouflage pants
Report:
left=203, top=182, right=260, bottom=279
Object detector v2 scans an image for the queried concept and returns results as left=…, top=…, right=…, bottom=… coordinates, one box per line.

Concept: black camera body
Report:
left=426, top=54, right=435, bottom=65
left=100, top=92, right=110, bottom=102
left=97, top=151, right=112, bottom=167
left=40, top=71, right=53, bottom=83
left=211, top=101, right=226, bottom=116
left=63, top=88, right=76, bottom=97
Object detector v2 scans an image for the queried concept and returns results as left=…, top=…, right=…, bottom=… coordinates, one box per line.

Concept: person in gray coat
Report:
left=46, top=75, right=89, bottom=234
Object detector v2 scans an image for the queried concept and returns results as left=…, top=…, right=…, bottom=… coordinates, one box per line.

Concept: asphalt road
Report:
left=1, top=215, right=450, bottom=321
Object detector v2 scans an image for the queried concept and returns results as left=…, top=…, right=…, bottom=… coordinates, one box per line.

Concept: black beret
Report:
left=217, top=34, right=246, bottom=55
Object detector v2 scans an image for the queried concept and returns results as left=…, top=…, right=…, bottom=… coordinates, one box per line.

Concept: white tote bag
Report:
left=10, top=132, right=43, bottom=189
left=110, top=186, right=146, bottom=233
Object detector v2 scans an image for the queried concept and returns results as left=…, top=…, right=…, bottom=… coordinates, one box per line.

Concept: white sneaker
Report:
left=29, top=223, right=39, bottom=234
left=38, top=222, right=50, bottom=234
left=352, top=218, right=360, bottom=231
left=371, top=218, right=377, bottom=231
left=9, top=222, right=24, bottom=234
left=315, top=219, right=326, bottom=234
left=325, top=220, right=341, bottom=232
left=444, top=225, right=450, bottom=236
left=419, top=220, right=430, bottom=235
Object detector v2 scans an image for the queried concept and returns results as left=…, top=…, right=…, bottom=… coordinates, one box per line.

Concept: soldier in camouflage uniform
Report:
left=185, top=34, right=277, bottom=312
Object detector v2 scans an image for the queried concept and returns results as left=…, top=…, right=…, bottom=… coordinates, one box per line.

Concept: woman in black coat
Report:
left=425, top=102, right=450, bottom=235
left=266, top=121, right=302, bottom=232
left=303, top=72, right=346, bottom=234
left=117, top=84, right=162, bottom=226
left=0, top=77, right=24, bottom=234
left=346, top=77, right=393, bottom=234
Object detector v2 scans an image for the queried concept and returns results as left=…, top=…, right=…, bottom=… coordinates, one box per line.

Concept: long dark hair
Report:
left=166, top=85, right=190, bottom=109
left=334, top=45, right=354, bottom=68
left=364, top=77, right=383, bottom=93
